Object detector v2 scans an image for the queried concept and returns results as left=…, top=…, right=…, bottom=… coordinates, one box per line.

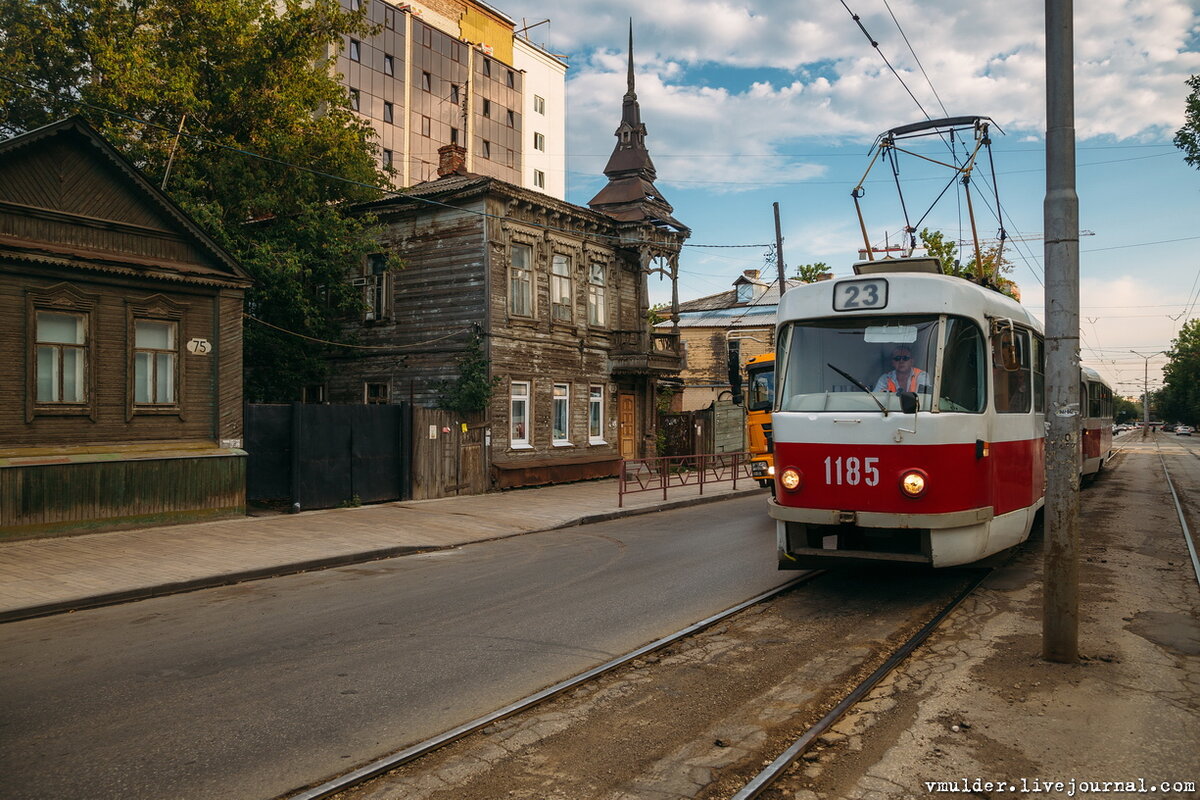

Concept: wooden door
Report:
left=618, top=393, right=636, bottom=460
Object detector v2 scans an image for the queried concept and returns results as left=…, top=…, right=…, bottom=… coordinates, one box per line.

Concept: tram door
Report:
left=619, top=393, right=637, bottom=460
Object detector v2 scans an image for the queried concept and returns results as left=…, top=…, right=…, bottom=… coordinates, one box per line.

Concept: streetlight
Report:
left=1130, top=350, right=1166, bottom=434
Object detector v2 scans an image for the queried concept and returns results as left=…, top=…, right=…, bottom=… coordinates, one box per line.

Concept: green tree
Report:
left=0, top=0, right=394, bottom=401
left=1175, top=75, right=1200, bottom=168
left=917, top=228, right=1019, bottom=299
left=436, top=332, right=499, bottom=416
left=1159, top=319, right=1200, bottom=424
left=791, top=262, right=832, bottom=282
left=1113, top=394, right=1140, bottom=423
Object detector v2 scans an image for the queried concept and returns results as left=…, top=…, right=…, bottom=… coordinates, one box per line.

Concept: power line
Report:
left=0, top=73, right=768, bottom=250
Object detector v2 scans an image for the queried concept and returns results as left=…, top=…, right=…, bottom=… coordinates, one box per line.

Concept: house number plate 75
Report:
left=833, top=279, right=887, bottom=311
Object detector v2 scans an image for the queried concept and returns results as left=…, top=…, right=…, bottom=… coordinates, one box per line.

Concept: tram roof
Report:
left=777, top=269, right=1041, bottom=332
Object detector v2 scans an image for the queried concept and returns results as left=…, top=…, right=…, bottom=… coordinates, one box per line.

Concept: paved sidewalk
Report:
left=0, top=477, right=766, bottom=623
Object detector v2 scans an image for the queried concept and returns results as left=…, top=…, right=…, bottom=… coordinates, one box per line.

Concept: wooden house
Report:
left=325, top=36, right=690, bottom=490
left=662, top=272, right=802, bottom=412
left=0, top=118, right=251, bottom=538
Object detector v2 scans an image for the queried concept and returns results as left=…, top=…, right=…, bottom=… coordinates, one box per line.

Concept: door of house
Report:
left=618, top=393, right=637, bottom=460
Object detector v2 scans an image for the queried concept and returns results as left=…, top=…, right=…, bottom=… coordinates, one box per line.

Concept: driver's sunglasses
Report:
left=892, top=355, right=912, bottom=361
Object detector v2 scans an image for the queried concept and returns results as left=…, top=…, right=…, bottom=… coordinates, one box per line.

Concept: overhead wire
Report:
left=0, top=73, right=769, bottom=251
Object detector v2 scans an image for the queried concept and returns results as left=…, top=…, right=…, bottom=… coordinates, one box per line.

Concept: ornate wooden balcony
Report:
left=611, top=329, right=682, bottom=376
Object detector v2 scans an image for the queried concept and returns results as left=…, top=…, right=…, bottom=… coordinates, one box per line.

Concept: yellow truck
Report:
left=743, top=353, right=775, bottom=488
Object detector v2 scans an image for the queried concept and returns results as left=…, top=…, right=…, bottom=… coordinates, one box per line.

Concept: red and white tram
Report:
left=769, top=257, right=1048, bottom=568
left=1080, top=366, right=1114, bottom=481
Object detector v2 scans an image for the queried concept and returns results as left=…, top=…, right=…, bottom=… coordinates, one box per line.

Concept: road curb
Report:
left=0, top=487, right=768, bottom=624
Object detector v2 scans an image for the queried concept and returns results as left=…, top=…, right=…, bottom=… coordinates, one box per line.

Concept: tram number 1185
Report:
left=824, top=456, right=880, bottom=486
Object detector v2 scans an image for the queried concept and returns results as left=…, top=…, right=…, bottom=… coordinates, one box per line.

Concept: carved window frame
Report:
left=126, top=294, right=187, bottom=421
left=26, top=284, right=99, bottom=423
left=505, top=225, right=540, bottom=321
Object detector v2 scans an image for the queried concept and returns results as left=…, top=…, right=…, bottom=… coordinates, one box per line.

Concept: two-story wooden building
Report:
left=0, top=118, right=250, bottom=537
left=325, top=34, right=689, bottom=489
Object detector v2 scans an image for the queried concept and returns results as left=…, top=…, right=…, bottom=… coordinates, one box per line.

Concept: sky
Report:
left=500, top=0, right=1200, bottom=398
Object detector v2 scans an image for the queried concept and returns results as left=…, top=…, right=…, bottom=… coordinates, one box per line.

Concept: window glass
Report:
left=940, top=317, right=985, bottom=413
left=134, top=319, right=176, bottom=404
left=991, top=326, right=1032, bottom=413
left=589, top=385, right=604, bottom=441
left=553, top=383, right=569, bottom=442
left=747, top=365, right=774, bottom=412
left=509, top=244, right=532, bottom=316
left=511, top=382, right=529, bottom=445
left=778, top=315, right=949, bottom=413
left=36, top=311, right=86, bottom=403
left=551, top=254, right=572, bottom=322
left=1032, top=334, right=1046, bottom=412
left=587, top=263, right=606, bottom=326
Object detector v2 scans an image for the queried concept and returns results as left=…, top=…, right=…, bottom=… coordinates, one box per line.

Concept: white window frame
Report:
left=533, top=169, right=545, bottom=189
left=534, top=95, right=545, bottom=114
left=588, top=385, right=606, bottom=444
left=587, top=262, right=607, bottom=327
left=550, top=253, right=572, bottom=323
left=533, top=132, right=545, bottom=151
left=349, top=39, right=361, bottom=62
left=510, top=381, right=532, bottom=448
left=509, top=243, right=533, bottom=317
left=552, top=383, right=571, bottom=445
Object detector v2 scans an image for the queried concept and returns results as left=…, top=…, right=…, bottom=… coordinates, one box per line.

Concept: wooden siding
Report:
left=327, top=202, right=489, bottom=406
left=0, top=137, right=223, bottom=272
left=0, top=267, right=238, bottom=449
left=0, top=455, right=245, bottom=539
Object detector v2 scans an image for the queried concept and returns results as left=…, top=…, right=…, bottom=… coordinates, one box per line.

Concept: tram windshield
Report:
left=777, top=315, right=985, bottom=413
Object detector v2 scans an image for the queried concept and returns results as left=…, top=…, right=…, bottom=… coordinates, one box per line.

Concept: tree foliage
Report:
left=918, top=228, right=1019, bottom=299
left=0, top=0, right=395, bottom=401
left=1158, top=319, right=1200, bottom=424
left=792, top=262, right=832, bottom=282
left=1175, top=74, right=1200, bottom=168
left=436, top=332, right=499, bottom=417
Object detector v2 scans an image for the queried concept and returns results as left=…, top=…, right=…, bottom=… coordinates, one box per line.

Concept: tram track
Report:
left=1151, top=435, right=1200, bottom=589
left=285, top=573, right=824, bottom=800
left=287, top=564, right=995, bottom=800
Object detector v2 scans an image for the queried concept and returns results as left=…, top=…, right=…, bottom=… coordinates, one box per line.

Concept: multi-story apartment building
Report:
left=334, top=0, right=567, bottom=199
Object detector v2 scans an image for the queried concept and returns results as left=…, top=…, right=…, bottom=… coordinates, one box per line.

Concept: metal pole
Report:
left=1131, top=351, right=1164, bottom=435
left=773, top=202, right=787, bottom=294
left=1043, top=0, right=1081, bottom=664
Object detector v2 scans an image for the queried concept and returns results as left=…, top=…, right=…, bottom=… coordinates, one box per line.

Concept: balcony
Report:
left=611, top=329, right=682, bottom=376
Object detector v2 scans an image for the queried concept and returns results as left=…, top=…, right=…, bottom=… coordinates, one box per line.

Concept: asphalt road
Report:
left=0, top=495, right=782, bottom=800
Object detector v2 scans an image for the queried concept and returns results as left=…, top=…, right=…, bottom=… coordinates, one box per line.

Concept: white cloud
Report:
left=507, top=0, right=1198, bottom=168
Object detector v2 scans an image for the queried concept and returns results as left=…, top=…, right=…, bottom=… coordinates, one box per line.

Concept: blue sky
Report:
left=502, top=0, right=1200, bottom=395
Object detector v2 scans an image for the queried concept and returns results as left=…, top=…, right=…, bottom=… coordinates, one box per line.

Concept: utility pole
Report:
left=1131, top=350, right=1164, bottom=434
left=1043, top=0, right=1081, bottom=664
left=773, top=202, right=787, bottom=296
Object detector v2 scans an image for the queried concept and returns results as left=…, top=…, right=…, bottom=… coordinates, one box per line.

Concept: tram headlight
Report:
left=899, top=469, right=928, bottom=498
left=779, top=468, right=802, bottom=492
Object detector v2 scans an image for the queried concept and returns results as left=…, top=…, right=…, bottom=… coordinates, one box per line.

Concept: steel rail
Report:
left=730, top=568, right=991, bottom=800
left=1154, top=438, right=1200, bottom=590
left=284, top=572, right=823, bottom=800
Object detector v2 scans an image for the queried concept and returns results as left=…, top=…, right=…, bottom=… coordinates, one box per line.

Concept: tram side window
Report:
left=992, top=326, right=1032, bottom=413
left=938, top=318, right=985, bottom=412
left=1032, top=334, right=1046, bottom=413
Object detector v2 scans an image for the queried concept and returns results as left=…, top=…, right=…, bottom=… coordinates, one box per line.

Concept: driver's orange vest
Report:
left=886, top=368, right=924, bottom=392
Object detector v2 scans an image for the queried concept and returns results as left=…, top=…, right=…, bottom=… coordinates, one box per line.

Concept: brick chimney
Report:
left=437, top=143, right=467, bottom=177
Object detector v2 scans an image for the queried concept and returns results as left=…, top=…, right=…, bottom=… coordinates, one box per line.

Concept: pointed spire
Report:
left=588, top=22, right=687, bottom=233
left=626, top=19, right=636, bottom=100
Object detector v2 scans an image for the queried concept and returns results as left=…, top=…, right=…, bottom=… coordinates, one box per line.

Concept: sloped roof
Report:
left=0, top=116, right=248, bottom=285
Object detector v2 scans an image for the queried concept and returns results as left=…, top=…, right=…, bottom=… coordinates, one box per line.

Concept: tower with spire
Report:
left=588, top=23, right=687, bottom=234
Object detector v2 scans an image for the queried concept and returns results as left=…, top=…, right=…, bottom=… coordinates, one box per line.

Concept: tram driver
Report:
left=873, top=346, right=931, bottom=394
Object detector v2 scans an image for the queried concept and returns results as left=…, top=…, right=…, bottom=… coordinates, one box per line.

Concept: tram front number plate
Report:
left=833, top=278, right=888, bottom=311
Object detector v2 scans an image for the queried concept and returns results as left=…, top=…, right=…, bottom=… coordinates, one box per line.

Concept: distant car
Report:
left=1163, top=424, right=1175, bottom=432
left=1177, top=426, right=1193, bottom=436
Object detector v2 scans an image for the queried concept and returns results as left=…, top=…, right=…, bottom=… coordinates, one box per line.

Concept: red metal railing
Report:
left=618, top=451, right=756, bottom=507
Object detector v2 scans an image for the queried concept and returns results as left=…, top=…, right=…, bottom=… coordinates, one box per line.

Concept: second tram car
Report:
left=770, top=257, right=1054, bottom=568
left=1080, top=366, right=1114, bottom=481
